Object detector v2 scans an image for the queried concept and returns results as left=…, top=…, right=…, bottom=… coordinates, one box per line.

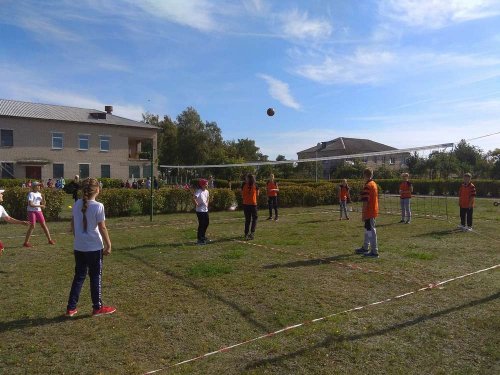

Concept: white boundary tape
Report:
left=142, top=263, right=499, bottom=374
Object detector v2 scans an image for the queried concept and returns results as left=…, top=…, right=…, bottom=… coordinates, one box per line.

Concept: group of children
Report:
left=0, top=170, right=478, bottom=317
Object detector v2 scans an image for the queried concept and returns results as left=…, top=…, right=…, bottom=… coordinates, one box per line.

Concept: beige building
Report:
left=297, top=137, right=410, bottom=179
left=0, top=99, right=158, bottom=181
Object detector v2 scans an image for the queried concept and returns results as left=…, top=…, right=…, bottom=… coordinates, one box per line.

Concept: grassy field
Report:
left=0, top=197, right=499, bottom=374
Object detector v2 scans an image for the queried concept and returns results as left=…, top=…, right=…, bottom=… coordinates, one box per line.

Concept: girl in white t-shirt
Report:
left=0, top=189, right=30, bottom=255
left=23, top=182, right=55, bottom=247
left=66, top=178, right=115, bottom=317
left=193, top=179, right=210, bottom=245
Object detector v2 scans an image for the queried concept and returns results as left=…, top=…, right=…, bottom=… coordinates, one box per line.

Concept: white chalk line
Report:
left=142, top=263, right=499, bottom=374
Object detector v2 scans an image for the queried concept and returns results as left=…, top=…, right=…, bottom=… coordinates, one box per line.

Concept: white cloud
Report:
left=126, top=0, right=222, bottom=32
left=258, top=74, right=301, bottom=110
left=379, top=0, right=500, bottom=29
left=16, top=15, right=80, bottom=42
left=0, top=63, right=144, bottom=121
left=294, top=48, right=396, bottom=84
left=280, top=9, right=332, bottom=41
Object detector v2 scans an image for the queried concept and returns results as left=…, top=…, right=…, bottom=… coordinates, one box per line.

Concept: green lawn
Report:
left=0, top=198, right=499, bottom=374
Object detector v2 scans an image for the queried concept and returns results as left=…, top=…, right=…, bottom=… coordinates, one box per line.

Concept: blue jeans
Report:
left=339, top=200, right=349, bottom=218
left=362, top=218, right=378, bottom=254
left=67, top=250, right=103, bottom=310
left=400, top=198, right=411, bottom=221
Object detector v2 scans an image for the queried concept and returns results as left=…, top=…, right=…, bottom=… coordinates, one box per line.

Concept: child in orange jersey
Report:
left=458, top=173, right=476, bottom=231
left=266, top=174, right=279, bottom=221
left=355, top=168, right=379, bottom=258
left=241, top=173, right=259, bottom=240
left=399, top=173, right=413, bottom=224
left=338, top=179, right=350, bottom=220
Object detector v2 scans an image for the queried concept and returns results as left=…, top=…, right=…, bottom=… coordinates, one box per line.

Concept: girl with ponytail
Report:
left=66, top=178, right=116, bottom=317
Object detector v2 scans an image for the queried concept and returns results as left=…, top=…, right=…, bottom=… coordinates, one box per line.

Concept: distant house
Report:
left=0, top=99, right=158, bottom=181
left=297, top=137, right=409, bottom=178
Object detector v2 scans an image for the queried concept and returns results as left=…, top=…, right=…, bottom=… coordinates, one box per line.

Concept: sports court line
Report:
left=142, top=263, right=499, bottom=374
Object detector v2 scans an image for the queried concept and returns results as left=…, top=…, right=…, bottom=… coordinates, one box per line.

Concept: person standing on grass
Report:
left=23, top=182, right=55, bottom=247
left=65, top=175, right=80, bottom=202
left=0, top=189, right=30, bottom=255
left=399, top=173, right=413, bottom=224
left=242, top=173, right=259, bottom=240
left=66, top=178, right=116, bottom=317
left=458, top=172, right=476, bottom=232
left=193, top=179, right=210, bottom=245
left=355, top=168, right=379, bottom=258
left=338, top=179, right=351, bottom=220
left=266, top=174, right=279, bottom=221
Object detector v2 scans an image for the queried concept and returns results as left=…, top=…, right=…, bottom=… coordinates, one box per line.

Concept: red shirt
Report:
left=241, top=183, right=259, bottom=205
left=339, top=185, right=350, bottom=201
left=361, top=180, right=379, bottom=219
left=399, top=181, right=412, bottom=199
left=266, top=180, right=278, bottom=197
left=459, top=183, right=476, bottom=208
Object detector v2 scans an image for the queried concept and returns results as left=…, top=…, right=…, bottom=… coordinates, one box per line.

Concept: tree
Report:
left=274, top=155, right=295, bottom=179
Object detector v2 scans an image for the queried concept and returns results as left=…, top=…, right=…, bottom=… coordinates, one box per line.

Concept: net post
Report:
left=445, top=194, right=448, bottom=220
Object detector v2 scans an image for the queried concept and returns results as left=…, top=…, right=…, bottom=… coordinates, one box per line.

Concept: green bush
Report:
left=97, top=189, right=138, bottom=217
left=98, top=178, right=123, bottom=188
left=135, top=189, right=165, bottom=215
left=376, top=179, right=499, bottom=197
left=0, top=179, right=25, bottom=188
left=210, top=188, right=236, bottom=211
left=2, top=187, right=64, bottom=221
left=159, top=188, right=193, bottom=213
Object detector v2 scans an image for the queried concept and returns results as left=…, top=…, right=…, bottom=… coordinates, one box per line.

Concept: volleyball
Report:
left=266, top=108, right=275, bottom=116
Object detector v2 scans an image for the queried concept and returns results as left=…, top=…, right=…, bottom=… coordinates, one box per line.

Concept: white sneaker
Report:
left=465, top=226, right=472, bottom=232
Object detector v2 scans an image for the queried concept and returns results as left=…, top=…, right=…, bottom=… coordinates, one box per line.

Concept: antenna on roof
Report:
left=104, top=105, right=113, bottom=114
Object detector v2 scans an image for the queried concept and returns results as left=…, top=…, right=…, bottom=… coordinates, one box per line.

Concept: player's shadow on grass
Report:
left=263, top=254, right=356, bottom=269
left=0, top=315, right=87, bottom=333
left=244, top=291, right=500, bottom=370
left=124, top=252, right=273, bottom=332
left=413, top=228, right=462, bottom=238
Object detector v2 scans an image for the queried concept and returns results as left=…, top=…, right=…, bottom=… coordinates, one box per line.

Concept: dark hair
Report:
left=246, top=173, right=255, bottom=187
left=81, top=178, right=99, bottom=232
left=363, top=168, right=373, bottom=179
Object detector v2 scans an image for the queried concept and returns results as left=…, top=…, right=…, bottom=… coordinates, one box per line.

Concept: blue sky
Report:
left=1, top=0, right=500, bottom=159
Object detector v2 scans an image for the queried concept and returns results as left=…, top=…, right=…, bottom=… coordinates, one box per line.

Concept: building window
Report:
left=389, top=157, right=396, bottom=165
left=53, top=164, right=64, bottom=178
left=79, top=134, right=89, bottom=150
left=363, top=156, right=369, bottom=163
left=382, top=156, right=386, bottom=164
left=373, top=156, right=377, bottom=163
left=1, top=129, right=13, bottom=147
left=52, top=132, right=63, bottom=149
left=79, top=164, right=90, bottom=178
left=129, top=165, right=140, bottom=178
left=100, top=136, right=110, bottom=152
left=1, top=162, right=14, bottom=178
left=101, top=164, right=111, bottom=178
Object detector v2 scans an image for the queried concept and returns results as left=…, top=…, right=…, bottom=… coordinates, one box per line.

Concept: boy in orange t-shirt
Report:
left=355, top=168, right=379, bottom=258
left=399, top=173, right=413, bottom=224
left=266, top=174, right=279, bottom=221
left=338, top=179, right=351, bottom=220
left=458, top=173, right=476, bottom=231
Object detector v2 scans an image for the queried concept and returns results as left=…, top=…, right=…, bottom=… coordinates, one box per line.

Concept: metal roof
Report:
left=0, top=99, right=158, bottom=130
left=298, top=137, right=397, bottom=155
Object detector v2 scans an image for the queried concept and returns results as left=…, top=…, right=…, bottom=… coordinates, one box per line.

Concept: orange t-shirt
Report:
left=241, top=183, right=259, bottom=205
left=361, top=179, right=379, bottom=219
left=458, top=183, right=476, bottom=208
left=266, top=181, right=278, bottom=197
left=339, top=185, right=350, bottom=201
left=399, top=181, right=412, bottom=199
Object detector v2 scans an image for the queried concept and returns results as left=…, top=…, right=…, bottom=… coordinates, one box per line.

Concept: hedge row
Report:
left=1, top=187, right=64, bottom=221
left=376, top=179, right=499, bottom=197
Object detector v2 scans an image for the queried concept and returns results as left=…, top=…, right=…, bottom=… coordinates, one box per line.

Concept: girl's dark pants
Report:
left=268, top=196, right=278, bottom=218
left=67, top=249, right=103, bottom=310
left=460, top=207, right=473, bottom=227
left=196, top=212, right=209, bottom=240
left=243, top=204, right=258, bottom=235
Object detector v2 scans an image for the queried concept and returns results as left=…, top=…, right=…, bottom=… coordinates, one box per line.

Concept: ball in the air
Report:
left=267, top=108, right=275, bottom=116
left=68, top=205, right=72, bottom=209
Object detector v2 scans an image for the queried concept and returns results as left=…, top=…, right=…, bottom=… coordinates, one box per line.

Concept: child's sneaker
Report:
left=465, top=226, right=472, bottom=232
left=274, top=217, right=279, bottom=221
left=48, top=239, right=56, bottom=245
left=405, top=220, right=411, bottom=224
left=399, top=219, right=405, bottom=223
left=363, top=252, right=379, bottom=258
left=92, top=306, right=116, bottom=316
left=266, top=217, right=272, bottom=221
left=346, top=217, right=350, bottom=220
left=196, top=240, right=206, bottom=245
left=23, top=242, right=33, bottom=248
left=65, top=308, right=78, bottom=317
left=355, top=247, right=366, bottom=254
left=248, top=233, right=255, bottom=240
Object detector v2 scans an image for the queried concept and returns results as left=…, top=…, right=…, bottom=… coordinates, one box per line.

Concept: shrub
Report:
left=97, top=189, right=138, bottom=217
left=0, top=179, right=25, bottom=188
left=135, top=189, right=165, bottom=215
left=98, top=178, right=123, bottom=188
left=159, top=188, right=194, bottom=213
left=2, top=187, right=64, bottom=221
left=210, top=188, right=236, bottom=211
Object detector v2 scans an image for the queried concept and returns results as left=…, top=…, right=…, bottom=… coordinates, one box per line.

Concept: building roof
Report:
left=297, top=137, right=397, bottom=155
left=0, top=99, right=158, bottom=130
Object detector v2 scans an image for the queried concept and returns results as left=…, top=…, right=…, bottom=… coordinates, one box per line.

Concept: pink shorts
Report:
left=28, top=211, right=45, bottom=224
